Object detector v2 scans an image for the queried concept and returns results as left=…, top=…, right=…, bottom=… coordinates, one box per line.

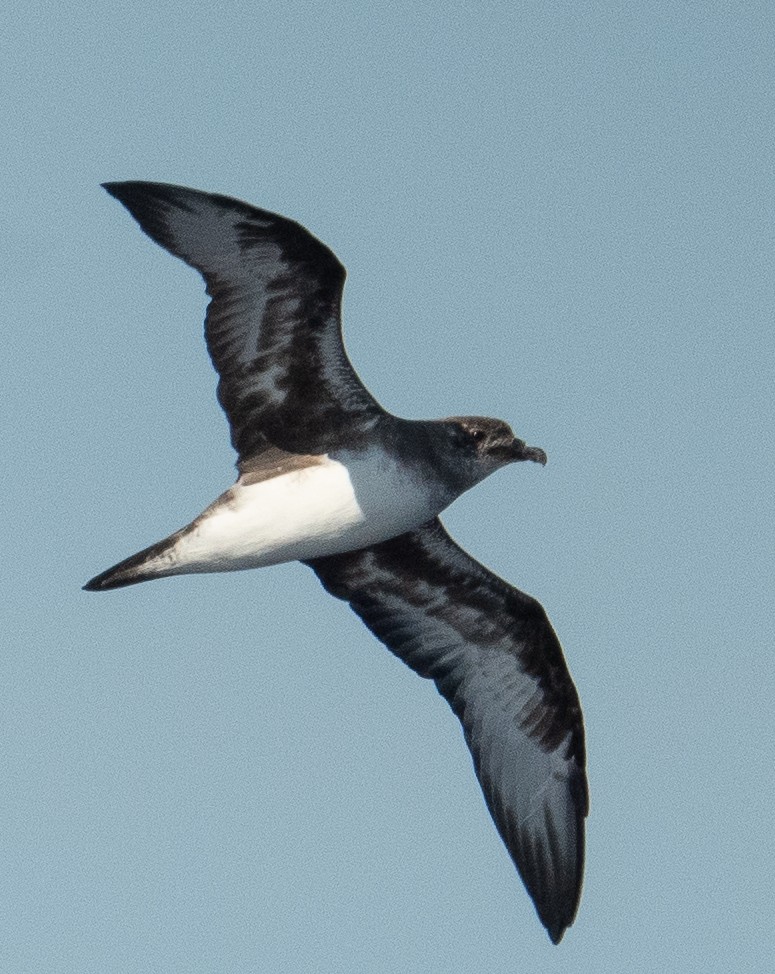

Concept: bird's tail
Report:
left=83, top=530, right=185, bottom=591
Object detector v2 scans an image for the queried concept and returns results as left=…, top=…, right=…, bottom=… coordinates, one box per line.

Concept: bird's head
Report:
left=438, top=416, right=547, bottom=492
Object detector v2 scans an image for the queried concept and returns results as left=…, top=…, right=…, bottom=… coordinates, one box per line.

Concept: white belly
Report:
left=157, top=451, right=439, bottom=576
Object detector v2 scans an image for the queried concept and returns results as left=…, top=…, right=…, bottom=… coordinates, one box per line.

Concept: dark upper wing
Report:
left=103, top=181, right=384, bottom=461
left=305, top=519, right=587, bottom=944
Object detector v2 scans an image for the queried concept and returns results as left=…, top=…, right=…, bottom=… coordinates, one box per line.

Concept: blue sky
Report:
left=3, top=2, right=773, bottom=971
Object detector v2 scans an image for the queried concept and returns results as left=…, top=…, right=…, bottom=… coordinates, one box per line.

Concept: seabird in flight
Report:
left=84, top=182, right=587, bottom=943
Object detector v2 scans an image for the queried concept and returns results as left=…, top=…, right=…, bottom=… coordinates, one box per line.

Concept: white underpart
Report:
left=145, top=449, right=442, bottom=578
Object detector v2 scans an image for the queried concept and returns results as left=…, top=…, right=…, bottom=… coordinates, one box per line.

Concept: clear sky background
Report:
left=2, top=2, right=773, bottom=972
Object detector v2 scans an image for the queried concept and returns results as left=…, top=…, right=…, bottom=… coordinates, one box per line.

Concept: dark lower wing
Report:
left=305, top=518, right=587, bottom=943
left=103, top=182, right=384, bottom=461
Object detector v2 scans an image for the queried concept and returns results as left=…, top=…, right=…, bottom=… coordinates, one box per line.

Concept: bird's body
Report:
left=85, top=181, right=587, bottom=944
left=174, top=449, right=406, bottom=572
left=90, top=435, right=454, bottom=587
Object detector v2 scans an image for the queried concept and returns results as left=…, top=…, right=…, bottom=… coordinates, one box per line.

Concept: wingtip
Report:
left=538, top=872, right=583, bottom=945
left=546, top=922, right=567, bottom=945
left=534, top=894, right=577, bottom=945
left=101, top=180, right=129, bottom=197
left=101, top=180, right=172, bottom=202
left=537, top=861, right=584, bottom=945
left=101, top=181, right=145, bottom=209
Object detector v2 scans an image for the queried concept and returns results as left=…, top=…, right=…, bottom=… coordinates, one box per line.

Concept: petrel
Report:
left=84, top=182, right=587, bottom=944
